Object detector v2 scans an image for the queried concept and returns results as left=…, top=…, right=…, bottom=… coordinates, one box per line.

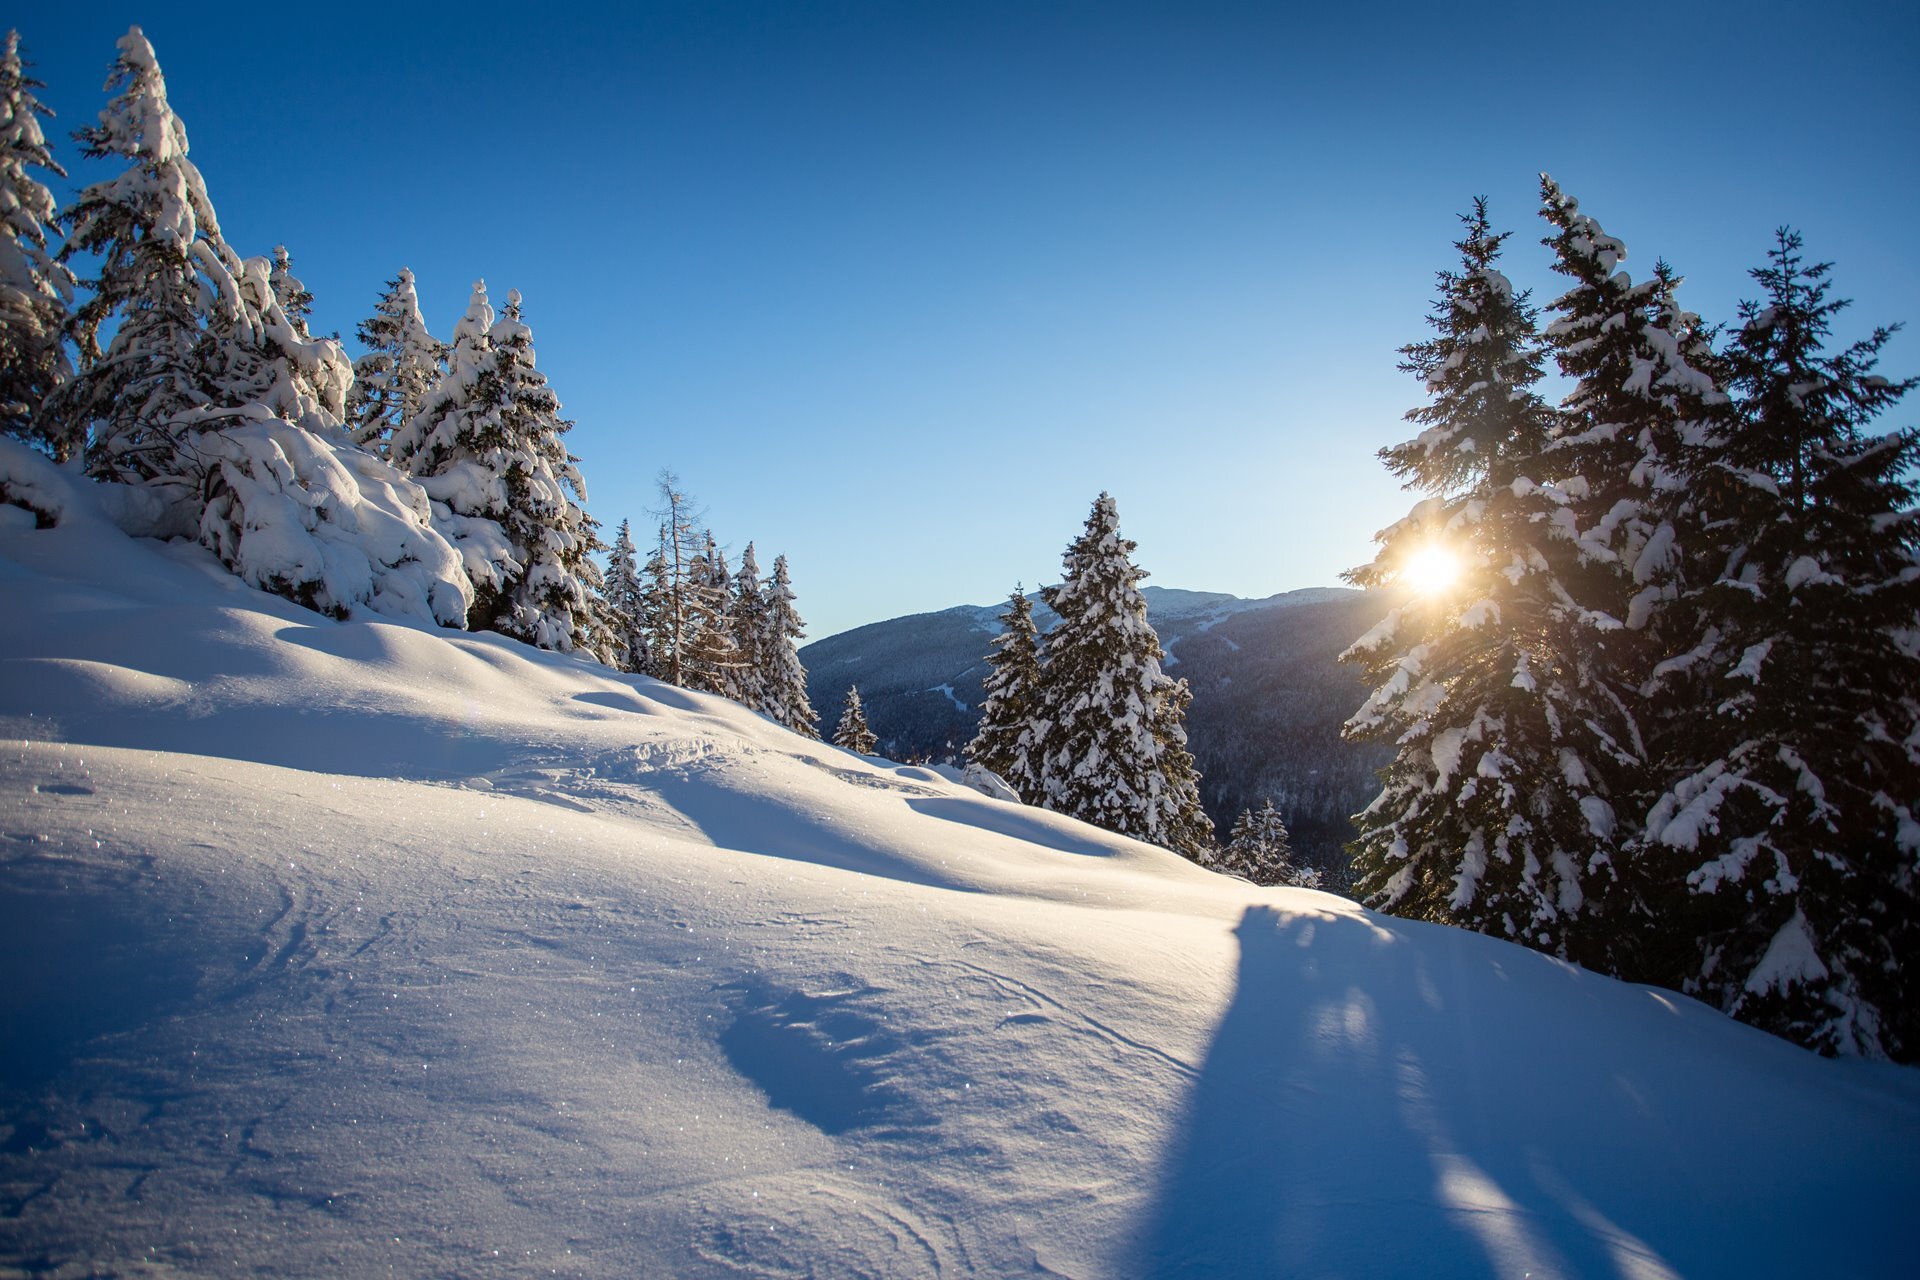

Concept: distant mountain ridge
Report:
left=802, top=585, right=1392, bottom=877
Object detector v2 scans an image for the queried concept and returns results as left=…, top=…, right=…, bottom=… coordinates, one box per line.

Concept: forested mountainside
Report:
left=803, top=586, right=1390, bottom=879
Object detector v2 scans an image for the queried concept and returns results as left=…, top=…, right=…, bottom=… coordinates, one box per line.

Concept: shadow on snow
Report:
left=1133, top=903, right=1917, bottom=1279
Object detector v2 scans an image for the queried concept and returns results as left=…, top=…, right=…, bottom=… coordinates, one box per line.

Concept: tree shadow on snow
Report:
left=1132, top=904, right=1916, bottom=1279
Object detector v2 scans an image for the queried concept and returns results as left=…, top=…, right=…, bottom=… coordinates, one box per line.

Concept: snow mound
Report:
left=2, top=485, right=1917, bottom=1278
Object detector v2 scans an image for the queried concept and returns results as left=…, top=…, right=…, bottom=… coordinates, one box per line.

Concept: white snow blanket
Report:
left=1, top=471, right=1916, bottom=1278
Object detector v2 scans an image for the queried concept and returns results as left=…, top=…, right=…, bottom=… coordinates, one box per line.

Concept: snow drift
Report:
left=2, top=466, right=1917, bottom=1278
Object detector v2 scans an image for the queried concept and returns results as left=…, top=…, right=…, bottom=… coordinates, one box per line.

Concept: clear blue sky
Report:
left=19, top=1, right=1920, bottom=638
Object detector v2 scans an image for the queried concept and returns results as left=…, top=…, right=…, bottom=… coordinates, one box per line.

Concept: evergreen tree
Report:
left=0, top=30, right=76, bottom=450
left=1220, top=799, right=1320, bottom=888
left=203, top=247, right=353, bottom=436
left=640, top=474, right=706, bottom=687
left=758, top=554, right=819, bottom=738
left=834, top=685, right=878, bottom=754
left=391, top=283, right=602, bottom=651
left=679, top=531, right=740, bottom=695
left=390, top=281, right=512, bottom=609
left=1644, top=230, right=1920, bottom=1060
left=347, top=267, right=446, bottom=455
left=965, top=585, right=1044, bottom=801
left=49, top=26, right=227, bottom=478
left=1345, top=199, right=1619, bottom=965
left=1033, top=493, right=1213, bottom=861
left=602, top=518, right=650, bottom=674
left=640, top=526, right=677, bottom=681
left=31, top=28, right=468, bottom=628
left=728, top=542, right=769, bottom=708
left=1534, top=176, right=1738, bottom=973
left=483, top=288, right=603, bottom=654
left=181, top=243, right=470, bottom=627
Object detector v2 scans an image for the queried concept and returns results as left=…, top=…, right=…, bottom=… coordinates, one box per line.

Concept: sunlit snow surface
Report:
left=2, top=475, right=1918, bottom=1278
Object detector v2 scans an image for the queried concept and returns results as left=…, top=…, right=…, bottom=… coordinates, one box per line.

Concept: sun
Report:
left=1402, top=543, right=1463, bottom=595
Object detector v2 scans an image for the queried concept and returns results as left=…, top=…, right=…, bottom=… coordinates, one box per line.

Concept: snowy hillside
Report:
left=3, top=469, right=1918, bottom=1278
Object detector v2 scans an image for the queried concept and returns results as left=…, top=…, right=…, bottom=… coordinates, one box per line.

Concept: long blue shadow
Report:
left=1136, top=904, right=1489, bottom=1277
left=1133, top=903, right=1920, bottom=1278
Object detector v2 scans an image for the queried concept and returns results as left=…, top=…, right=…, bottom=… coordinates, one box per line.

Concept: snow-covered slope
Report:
left=2, top=466, right=1917, bottom=1278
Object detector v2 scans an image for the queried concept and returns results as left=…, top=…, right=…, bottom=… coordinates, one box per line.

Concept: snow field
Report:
left=2, top=485, right=1918, bottom=1277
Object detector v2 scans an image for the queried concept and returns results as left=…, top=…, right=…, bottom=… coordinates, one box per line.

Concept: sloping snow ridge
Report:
left=2, top=464, right=1917, bottom=1278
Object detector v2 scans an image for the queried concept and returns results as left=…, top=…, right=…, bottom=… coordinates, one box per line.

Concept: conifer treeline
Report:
left=0, top=26, right=817, bottom=733
left=1347, top=181, right=1918, bottom=1061
left=602, top=484, right=818, bottom=737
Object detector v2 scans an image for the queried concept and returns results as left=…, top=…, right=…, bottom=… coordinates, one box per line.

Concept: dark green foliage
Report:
left=0, top=31, right=75, bottom=451
left=965, top=586, right=1044, bottom=800
left=1345, top=197, right=1623, bottom=964
left=1645, top=230, right=1919, bottom=1058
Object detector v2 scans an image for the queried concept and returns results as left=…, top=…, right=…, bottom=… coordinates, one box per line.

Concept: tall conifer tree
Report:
left=966, top=586, right=1045, bottom=801
left=391, top=284, right=602, bottom=651
left=483, top=289, right=603, bottom=654
left=603, top=518, right=650, bottom=675
left=728, top=542, right=770, bottom=708
left=1535, top=178, right=1739, bottom=973
left=51, top=26, right=225, bottom=478
left=758, top=554, right=819, bottom=738
left=1645, top=231, right=1920, bottom=1058
left=390, top=282, right=512, bottom=615
left=1034, top=493, right=1212, bottom=860
left=0, top=31, right=75, bottom=450
left=680, top=532, right=740, bottom=695
left=1345, top=200, right=1619, bottom=964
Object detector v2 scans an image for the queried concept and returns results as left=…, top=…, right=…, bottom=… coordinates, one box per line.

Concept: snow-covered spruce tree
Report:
left=202, top=247, right=353, bottom=435
left=602, top=518, right=651, bottom=674
left=48, top=26, right=221, bottom=478
left=1344, top=199, right=1626, bottom=967
left=758, top=553, right=819, bottom=737
left=392, top=283, right=604, bottom=651
left=1534, top=176, right=1738, bottom=974
left=0, top=30, right=76, bottom=450
left=180, top=245, right=471, bottom=626
left=834, top=685, right=878, bottom=754
left=347, top=267, right=445, bottom=455
left=1219, top=799, right=1320, bottom=889
left=41, top=29, right=469, bottom=627
left=1033, top=493, right=1214, bottom=861
left=965, top=585, right=1045, bottom=802
left=482, top=289, right=604, bottom=654
left=640, top=526, right=678, bottom=681
left=679, top=532, right=741, bottom=695
left=727, top=542, right=769, bottom=707
left=1642, top=230, right=1920, bottom=1060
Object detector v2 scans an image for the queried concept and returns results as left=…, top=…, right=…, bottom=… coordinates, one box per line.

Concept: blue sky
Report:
left=19, top=1, right=1920, bottom=637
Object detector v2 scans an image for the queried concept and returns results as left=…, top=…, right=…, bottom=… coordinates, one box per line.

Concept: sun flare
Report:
left=1402, top=543, right=1463, bottom=595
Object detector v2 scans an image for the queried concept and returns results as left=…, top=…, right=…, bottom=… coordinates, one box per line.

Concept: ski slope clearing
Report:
left=2, top=465, right=1917, bottom=1278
